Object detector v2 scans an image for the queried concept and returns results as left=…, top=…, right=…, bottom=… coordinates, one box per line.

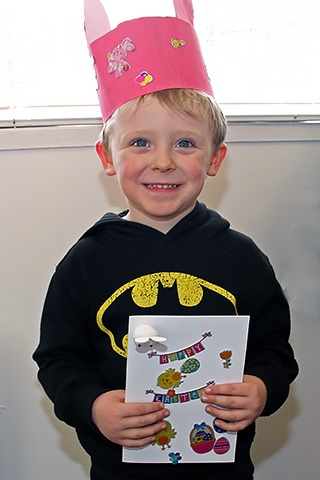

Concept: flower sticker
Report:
left=171, top=38, right=186, bottom=48
left=169, top=452, right=182, bottom=464
left=220, top=350, right=232, bottom=369
left=135, top=71, right=153, bottom=86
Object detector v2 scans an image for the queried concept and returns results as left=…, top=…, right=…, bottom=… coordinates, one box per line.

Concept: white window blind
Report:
left=1, top=0, right=319, bottom=124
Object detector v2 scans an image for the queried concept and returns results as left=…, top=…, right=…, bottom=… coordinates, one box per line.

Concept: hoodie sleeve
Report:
left=240, top=256, right=298, bottom=416
left=33, top=261, right=108, bottom=430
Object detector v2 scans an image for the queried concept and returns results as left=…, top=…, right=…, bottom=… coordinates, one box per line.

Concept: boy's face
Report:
left=96, top=97, right=227, bottom=231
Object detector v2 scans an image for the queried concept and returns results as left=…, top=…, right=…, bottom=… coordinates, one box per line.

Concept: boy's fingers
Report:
left=204, top=382, right=246, bottom=397
left=119, top=419, right=170, bottom=447
left=124, top=420, right=168, bottom=440
left=205, top=403, right=242, bottom=421
left=123, top=407, right=170, bottom=429
left=202, top=394, right=248, bottom=411
left=122, top=401, right=168, bottom=418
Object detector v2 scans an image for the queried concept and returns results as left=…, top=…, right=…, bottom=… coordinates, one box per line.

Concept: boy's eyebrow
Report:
left=120, top=129, right=203, bottom=139
left=117, top=131, right=152, bottom=145
left=121, top=130, right=153, bottom=137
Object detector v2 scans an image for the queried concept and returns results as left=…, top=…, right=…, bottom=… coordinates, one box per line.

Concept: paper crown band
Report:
left=84, top=0, right=213, bottom=121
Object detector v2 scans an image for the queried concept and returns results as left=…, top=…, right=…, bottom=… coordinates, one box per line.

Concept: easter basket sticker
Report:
left=124, top=315, right=249, bottom=463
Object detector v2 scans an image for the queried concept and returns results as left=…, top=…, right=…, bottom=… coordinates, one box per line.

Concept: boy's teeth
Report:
left=147, top=184, right=177, bottom=189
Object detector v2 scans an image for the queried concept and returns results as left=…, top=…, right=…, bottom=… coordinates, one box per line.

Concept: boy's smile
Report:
left=96, top=97, right=227, bottom=233
left=146, top=184, right=178, bottom=189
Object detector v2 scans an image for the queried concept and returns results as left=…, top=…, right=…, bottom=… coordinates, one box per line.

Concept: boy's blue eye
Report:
left=132, top=139, right=148, bottom=147
left=177, top=139, right=194, bottom=148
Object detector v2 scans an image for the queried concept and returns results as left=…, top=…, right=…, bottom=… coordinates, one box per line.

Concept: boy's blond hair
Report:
left=101, top=89, right=227, bottom=153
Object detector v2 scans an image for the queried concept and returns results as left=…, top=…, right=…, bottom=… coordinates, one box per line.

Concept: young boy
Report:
left=33, top=1, right=298, bottom=479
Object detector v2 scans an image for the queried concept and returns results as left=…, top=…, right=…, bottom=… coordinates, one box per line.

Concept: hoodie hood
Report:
left=81, top=202, right=230, bottom=246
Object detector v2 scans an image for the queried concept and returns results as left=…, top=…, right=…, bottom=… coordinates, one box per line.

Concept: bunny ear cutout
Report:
left=150, top=336, right=167, bottom=343
left=173, top=0, right=194, bottom=25
left=84, top=0, right=194, bottom=46
left=134, top=336, right=167, bottom=346
left=134, top=336, right=150, bottom=345
left=84, top=0, right=111, bottom=45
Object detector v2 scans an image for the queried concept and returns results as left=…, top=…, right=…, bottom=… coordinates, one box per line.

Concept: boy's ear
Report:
left=95, top=140, right=116, bottom=176
left=207, top=143, right=228, bottom=177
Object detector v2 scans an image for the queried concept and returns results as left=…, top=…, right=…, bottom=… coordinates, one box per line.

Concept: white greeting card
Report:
left=124, top=315, right=249, bottom=464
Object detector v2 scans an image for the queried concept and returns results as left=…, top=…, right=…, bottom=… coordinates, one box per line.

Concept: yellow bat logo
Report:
left=96, top=272, right=237, bottom=358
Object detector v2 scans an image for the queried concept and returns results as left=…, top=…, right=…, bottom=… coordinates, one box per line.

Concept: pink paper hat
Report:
left=84, top=0, right=213, bottom=122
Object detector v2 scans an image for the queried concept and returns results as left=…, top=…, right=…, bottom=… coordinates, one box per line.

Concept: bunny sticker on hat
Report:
left=108, top=37, right=135, bottom=78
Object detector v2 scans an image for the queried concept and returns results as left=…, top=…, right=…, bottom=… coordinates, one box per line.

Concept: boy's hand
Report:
left=201, top=374, right=267, bottom=432
left=92, top=390, right=170, bottom=447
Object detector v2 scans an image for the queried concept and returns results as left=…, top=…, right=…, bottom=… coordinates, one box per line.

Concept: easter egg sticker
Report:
left=213, top=417, right=227, bottom=434
left=213, top=436, right=230, bottom=455
left=181, top=357, right=200, bottom=374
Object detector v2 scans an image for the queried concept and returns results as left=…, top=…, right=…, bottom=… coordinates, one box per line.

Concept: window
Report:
left=1, top=0, right=319, bottom=124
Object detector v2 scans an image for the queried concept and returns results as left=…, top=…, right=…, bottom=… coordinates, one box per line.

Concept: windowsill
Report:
left=1, top=103, right=320, bottom=126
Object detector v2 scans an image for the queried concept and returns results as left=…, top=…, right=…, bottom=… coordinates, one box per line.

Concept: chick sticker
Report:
left=156, top=360, right=200, bottom=392
left=157, top=368, right=185, bottom=390
left=152, top=421, right=177, bottom=450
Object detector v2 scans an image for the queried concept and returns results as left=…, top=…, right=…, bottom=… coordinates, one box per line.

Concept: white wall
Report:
left=0, top=122, right=319, bottom=479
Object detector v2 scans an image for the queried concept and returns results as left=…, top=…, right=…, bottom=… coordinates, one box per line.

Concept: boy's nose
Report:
left=150, top=149, right=176, bottom=172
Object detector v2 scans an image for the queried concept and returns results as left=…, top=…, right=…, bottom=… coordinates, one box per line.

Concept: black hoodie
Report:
left=33, top=202, right=298, bottom=479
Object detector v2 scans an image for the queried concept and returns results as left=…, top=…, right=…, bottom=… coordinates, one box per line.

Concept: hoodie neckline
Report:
left=81, top=202, right=229, bottom=246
